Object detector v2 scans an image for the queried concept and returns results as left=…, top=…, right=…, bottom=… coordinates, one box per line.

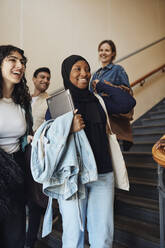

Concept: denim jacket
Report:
left=31, top=111, right=98, bottom=237
left=90, top=63, right=130, bottom=92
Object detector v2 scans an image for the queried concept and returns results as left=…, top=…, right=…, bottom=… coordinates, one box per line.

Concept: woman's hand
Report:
left=92, top=79, right=99, bottom=92
left=27, top=135, right=33, bottom=144
left=155, top=138, right=165, bottom=150
left=104, top=80, right=133, bottom=95
left=104, top=80, right=113, bottom=87
left=71, top=109, right=85, bottom=133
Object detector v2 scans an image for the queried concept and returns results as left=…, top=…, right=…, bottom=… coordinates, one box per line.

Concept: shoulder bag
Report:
left=95, top=93, right=130, bottom=191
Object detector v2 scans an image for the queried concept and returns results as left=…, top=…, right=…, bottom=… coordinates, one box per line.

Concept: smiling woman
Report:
left=0, top=45, right=33, bottom=248
left=41, top=54, right=136, bottom=248
left=90, top=40, right=135, bottom=151
left=1, top=52, right=26, bottom=91
left=69, top=60, right=91, bottom=89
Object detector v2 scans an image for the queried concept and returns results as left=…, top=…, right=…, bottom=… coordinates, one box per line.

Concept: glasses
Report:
left=5, top=55, right=26, bottom=67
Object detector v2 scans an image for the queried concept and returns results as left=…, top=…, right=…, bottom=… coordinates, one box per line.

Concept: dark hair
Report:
left=33, top=67, right=51, bottom=78
left=0, top=45, right=31, bottom=114
left=98, top=40, right=116, bottom=62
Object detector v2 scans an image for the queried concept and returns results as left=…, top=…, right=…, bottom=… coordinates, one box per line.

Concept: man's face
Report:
left=33, top=71, right=50, bottom=93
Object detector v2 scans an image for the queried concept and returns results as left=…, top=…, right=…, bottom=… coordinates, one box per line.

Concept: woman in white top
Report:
left=0, top=45, right=32, bottom=248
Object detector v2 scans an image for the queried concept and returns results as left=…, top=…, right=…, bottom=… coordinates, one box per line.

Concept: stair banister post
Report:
left=158, top=165, right=165, bottom=248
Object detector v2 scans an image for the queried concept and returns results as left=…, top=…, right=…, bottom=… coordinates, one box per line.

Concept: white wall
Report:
left=0, top=0, right=165, bottom=119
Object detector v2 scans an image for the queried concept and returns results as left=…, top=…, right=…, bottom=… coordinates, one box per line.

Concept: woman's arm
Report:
left=96, top=82, right=136, bottom=114
left=116, top=66, right=130, bottom=87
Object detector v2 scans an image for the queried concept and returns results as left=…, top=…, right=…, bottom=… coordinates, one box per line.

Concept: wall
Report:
left=0, top=0, right=165, bottom=119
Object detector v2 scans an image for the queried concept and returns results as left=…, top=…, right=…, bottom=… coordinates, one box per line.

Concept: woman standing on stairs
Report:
left=90, top=39, right=134, bottom=151
left=0, top=45, right=32, bottom=248
left=40, top=55, right=136, bottom=248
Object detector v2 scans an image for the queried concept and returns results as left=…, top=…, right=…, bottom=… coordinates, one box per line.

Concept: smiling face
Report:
left=33, top=71, right=50, bottom=94
left=69, top=60, right=91, bottom=89
left=1, top=51, right=26, bottom=87
left=98, top=42, right=115, bottom=67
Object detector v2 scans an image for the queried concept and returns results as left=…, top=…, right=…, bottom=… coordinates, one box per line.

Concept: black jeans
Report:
left=0, top=150, right=26, bottom=248
left=25, top=201, right=45, bottom=247
left=0, top=207, right=26, bottom=248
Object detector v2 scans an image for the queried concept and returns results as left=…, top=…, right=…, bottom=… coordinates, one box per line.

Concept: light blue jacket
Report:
left=31, top=111, right=98, bottom=237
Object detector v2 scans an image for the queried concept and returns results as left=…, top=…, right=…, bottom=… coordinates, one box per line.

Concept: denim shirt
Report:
left=90, top=63, right=130, bottom=92
left=31, top=111, right=98, bottom=237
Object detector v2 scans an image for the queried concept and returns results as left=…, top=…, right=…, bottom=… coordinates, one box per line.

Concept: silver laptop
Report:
left=47, top=88, right=74, bottom=119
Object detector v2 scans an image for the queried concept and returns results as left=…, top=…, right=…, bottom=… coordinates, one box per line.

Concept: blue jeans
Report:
left=58, top=172, right=114, bottom=248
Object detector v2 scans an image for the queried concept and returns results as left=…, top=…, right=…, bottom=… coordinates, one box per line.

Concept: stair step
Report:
left=133, top=124, right=165, bottom=135
left=130, top=142, right=154, bottom=152
left=120, top=179, right=158, bottom=200
left=115, top=193, right=159, bottom=210
left=129, top=177, right=157, bottom=186
left=128, top=166, right=157, bottom=181
left=148, top=113, right=165, bottom=119
left=141, top=117, right=165, bottom=126
left=148, top=110, right=165, bottom=118
left=133, top=133, right=162, bottom=143
left=114, top=215, right=160, bottom=248
left=115, top=194, right=159, bottom=224
left=126, top=160, right=156, bottom=169
left=154, top=105, right=165, bottom=111
left=123, top=152, right=156, bottom=166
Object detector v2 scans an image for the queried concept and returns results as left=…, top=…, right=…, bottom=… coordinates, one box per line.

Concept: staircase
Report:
left=114, top=98, right=165, bottom=248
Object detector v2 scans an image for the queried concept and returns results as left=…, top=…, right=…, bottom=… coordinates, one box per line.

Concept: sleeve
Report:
left=96, top=82, right=136, bottom=114
left=89, top=71, right=97, bottom=92
left=117, top=66, right=130, bottom=87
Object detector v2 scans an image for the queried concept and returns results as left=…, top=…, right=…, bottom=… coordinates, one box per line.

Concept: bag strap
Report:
left=94, top=93, right=114, bottom=134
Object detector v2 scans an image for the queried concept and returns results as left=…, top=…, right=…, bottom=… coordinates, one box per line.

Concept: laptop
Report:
left=47, top=88, right=74, bottom=119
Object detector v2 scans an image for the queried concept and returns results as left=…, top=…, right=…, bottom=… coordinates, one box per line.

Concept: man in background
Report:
left=25, top=67, right=51, bottom=248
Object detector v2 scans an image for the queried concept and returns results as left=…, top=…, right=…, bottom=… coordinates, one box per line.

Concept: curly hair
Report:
left=98, top=40, right=116, bottom=62
left=0, top=45, right=31, bottom=110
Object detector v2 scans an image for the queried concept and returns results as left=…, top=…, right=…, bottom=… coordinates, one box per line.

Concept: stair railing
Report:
left=158, top=165, right=165, bottom=248
left=114, top=36, right=165, bottom=89
left=130, top=64, right=165, bottom=88
left=116, top=37, right=165, bottom=64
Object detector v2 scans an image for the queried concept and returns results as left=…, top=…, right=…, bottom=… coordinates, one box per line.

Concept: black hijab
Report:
left=61, top=55, right=112, bottom=173
left=61, top=55, right=101, bottom=122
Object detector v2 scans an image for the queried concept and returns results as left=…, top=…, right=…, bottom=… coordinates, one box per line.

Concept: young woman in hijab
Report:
left=90, top=40, right=134, bottom=151
left=0, top=45, right=32, bottom=248
left=46, top=55, right=136, bottom=248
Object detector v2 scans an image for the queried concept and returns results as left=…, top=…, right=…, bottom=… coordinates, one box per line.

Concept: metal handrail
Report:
left=115, top=37, right=165, bottom=64
left=130, top=64, right=165, bottom=88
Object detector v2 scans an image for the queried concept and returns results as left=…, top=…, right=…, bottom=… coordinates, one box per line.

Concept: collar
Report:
left=96, top=63, right=113, bottom=74
left=32, top=92, right=48, bottom=99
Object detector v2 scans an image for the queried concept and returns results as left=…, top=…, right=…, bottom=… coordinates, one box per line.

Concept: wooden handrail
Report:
left=130, top=64, right=165, bottom=88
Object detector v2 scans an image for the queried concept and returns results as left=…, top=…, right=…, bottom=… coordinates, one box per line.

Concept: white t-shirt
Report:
left=0, top=98, right=26, bottom=153
left=31, top=96, right=39, bottom=105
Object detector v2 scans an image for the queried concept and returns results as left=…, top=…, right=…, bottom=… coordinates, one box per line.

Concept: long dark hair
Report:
left=0, top=45, right=31, bottom=109
left=0, top=45, right=33, bottom=134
